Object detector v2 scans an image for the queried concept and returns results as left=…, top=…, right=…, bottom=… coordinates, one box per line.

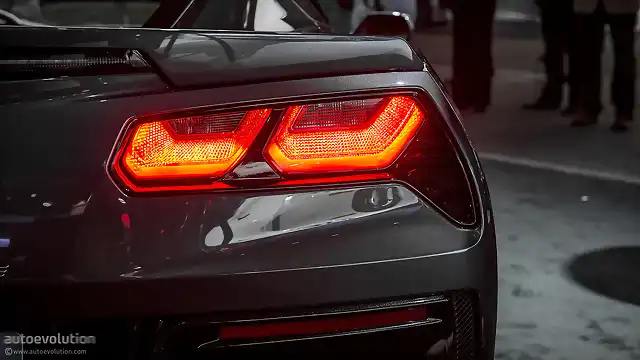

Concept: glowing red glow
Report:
left=265, top=96, right=424, bottom=174
left=121, top=109, right=271, bottom=180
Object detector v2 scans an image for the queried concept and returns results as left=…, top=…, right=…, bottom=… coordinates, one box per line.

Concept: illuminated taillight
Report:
left=265, top=96, right=424, bottom=174
left=109, top=93, right=475, bottom=226
left=113, top=109, right=271, bottom=186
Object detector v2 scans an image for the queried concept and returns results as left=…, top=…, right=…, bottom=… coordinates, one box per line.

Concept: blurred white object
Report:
left=254, top=0, right=295, bottom=31
left=350, top=0, right=417, bottom=32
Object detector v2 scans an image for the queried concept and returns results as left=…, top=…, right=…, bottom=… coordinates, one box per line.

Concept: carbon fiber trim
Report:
left=452, top=292, right=478, bottom=359
left=0, top=48, right=150, bottom=81
left=0, top=52, right=147, bottom=68
left=177, top=294, right=448, bottom=325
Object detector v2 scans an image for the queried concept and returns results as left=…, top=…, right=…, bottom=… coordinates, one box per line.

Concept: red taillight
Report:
left=265, top=96, right=424, bottom=174
left=114, top=109, right=271, bottom=184
left=109, top=93, right=475, bottom=225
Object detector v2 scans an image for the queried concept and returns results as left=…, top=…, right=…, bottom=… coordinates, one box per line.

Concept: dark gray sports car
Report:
left=0, top=1, right=496, bottom=358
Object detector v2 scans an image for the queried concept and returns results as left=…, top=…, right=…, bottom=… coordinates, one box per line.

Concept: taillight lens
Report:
left=265, top=96, right=424, bottom=174
left=109, top=93, right=475, bottom=225
left=114, top=109, right=271, bottom=184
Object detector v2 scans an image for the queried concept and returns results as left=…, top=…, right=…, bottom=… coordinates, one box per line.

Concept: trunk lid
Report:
left=1, top=26, right=423, bottom=90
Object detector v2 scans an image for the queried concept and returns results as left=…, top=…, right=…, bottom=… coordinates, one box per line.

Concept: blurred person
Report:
left=523, top=0, right=578, bottom=116
left=416, top=0, right=448, bottom=30
left=430, top=0, right=449, bottom=26
left=445, top=0, right=497, bottom=113
left=350, top=0, right=418, bottom=32
left=572, top=0, right=639, bottom=132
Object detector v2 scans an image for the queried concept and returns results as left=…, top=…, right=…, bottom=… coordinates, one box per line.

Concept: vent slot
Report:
left=452, top=291, right=479, bottom=359
left=0, top=47, right=150, bottom=81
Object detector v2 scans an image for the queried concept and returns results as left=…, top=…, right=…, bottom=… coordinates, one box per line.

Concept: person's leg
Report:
left=451, top=4, right=472, bottom=109
left=414, top=0, right=432, bottom=29
left=523, top=1, right=565, bottom=109
left=561, top=0, right=579, bottom=115
left=470, top=0, right=495, bottom=112
left=541, top=4, right=565, bottom=103
left=430, top=0, right=448, bottom=26
left=608, top=13, right=636, bottom=132
left=350, top=0, right=370, bottom=32
left=572, top=9, right=605, bottom=126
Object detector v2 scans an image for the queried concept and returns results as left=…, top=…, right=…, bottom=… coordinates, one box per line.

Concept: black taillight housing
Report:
left=108, top=89, right=477, bottom=226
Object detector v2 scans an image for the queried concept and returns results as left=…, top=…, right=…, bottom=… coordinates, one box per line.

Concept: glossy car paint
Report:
left=0, top=27, right=424, bottom=89
left=0, top=26, right=496, bottom=358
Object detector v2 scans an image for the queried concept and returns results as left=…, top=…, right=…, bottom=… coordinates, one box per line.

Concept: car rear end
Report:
left=0, top=26, right=496, bottom=359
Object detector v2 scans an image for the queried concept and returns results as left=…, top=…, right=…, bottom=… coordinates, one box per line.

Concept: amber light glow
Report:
left=265, top=96, right=424, bottom=174
left=121, top=109, right=271, bottom=180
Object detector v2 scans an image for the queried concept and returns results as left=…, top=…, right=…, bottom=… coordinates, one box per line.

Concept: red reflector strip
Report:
left=218, top=307, right=427, bottom=340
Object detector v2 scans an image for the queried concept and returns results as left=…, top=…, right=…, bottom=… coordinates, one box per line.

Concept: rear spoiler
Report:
left=0, top=26, right=424, bottom=90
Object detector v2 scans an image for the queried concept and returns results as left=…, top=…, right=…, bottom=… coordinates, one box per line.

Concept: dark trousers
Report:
left=537, top=0, right=578, bottom=105
left=575, top=8, right=637, bottom=118
left=451, top=0, right=496, bottom=109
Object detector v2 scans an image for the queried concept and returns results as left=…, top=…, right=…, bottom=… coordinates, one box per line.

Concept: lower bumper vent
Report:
left=1, top=291, right=483, bottom=359
left=452, top=291, right=480, bottom=359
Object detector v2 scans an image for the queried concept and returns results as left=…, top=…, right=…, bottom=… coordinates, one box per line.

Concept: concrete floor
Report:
left=485, top=161, right=640, bottom=360
left=421, top=33, right=640, bottom=358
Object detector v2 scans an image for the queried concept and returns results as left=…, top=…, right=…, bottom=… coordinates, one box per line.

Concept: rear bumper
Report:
left=1, top=182, right=496, bottom=359
left=1, top=230, right=496, bottom=359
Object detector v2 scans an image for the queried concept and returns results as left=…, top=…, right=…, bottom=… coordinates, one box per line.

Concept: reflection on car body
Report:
left=204, top=185, right=419, bottom=247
